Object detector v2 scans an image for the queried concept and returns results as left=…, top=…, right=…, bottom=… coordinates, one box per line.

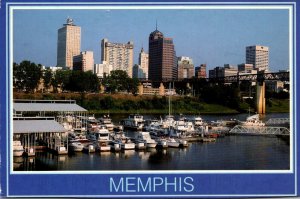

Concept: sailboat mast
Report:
left=169, top=82, right=171, bottom=117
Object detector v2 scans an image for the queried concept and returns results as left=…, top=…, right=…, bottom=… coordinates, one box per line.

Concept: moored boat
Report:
left=13, top=141, right=24, bottom=157
left=69, top=141, right=84, bottom=152
left=122, top=114, right=145, bottom=130
left=135, top=131, right=157, bottom=148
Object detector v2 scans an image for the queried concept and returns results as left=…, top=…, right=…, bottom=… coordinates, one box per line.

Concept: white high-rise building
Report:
left=101, top=38, right=134, bottom=78
left=57, top=17, right=81, bottom=69
left=138, top=48, right=149, bottom=79
left=246, top=45, right=269, bottom=72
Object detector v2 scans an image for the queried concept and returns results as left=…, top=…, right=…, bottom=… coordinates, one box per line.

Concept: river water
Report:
left=14, top=113, right=290, bottom=171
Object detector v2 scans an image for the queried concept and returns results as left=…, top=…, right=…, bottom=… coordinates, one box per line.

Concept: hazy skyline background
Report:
left=13, top=8, right=290, bottom=71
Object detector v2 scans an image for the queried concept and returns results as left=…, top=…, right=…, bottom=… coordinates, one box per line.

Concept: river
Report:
left=14, top=113, right=290, bottom=171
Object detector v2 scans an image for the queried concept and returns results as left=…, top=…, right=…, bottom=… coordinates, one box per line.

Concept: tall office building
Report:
left=246, top=45, right=269, bottom=72
left=148, top=29, right=176, bottom=81
left=101, top=38, right=134, bottom=78
left=73, top=51, right=94, bottom=72
left=177, top=56, right=194, bottom=79
left=57, top=17, right=81, bottom=69
left=138, top=47, right=149, bottom=79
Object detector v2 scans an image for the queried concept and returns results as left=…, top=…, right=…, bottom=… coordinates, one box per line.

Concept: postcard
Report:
left=0, top=0, right=299, bottom=198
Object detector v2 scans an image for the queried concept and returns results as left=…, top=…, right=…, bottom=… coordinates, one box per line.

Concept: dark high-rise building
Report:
left=148, top=29, right=176, bottom=81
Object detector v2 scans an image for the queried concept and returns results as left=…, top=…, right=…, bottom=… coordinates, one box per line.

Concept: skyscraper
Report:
left=101, top=38, right=134, bottom=78
left=138, top=47, right=149, bottom=79
left=73, top=51, right=94, bottom=72
left=148, top=28, right=176, bottom=81
left=57, top=17, right=81, bottom=69
left=246, top=45, right=269, bottom=72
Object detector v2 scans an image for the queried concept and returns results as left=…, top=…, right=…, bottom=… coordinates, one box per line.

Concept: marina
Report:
left=12, top=99, right=290, bottom=171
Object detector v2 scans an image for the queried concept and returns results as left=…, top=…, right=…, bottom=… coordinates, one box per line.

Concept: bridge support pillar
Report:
left=256, top=82, right=266, bottom=114
left=159, top=83, right=165, bottom=96
left=138, top=83, right=143, bottom=95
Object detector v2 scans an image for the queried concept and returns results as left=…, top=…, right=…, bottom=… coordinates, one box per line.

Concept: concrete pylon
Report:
left=256, top=82, right=266, bottom=114
left=138, top=83, right=143, bottom=95
left=159, top=83, right=165, bottom=96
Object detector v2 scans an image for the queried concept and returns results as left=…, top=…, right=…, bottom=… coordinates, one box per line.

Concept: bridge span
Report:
left=229, top=125, right=290, bottom=136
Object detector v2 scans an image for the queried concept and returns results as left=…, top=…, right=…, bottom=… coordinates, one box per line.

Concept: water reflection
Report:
left=14, top=135, right=289, bottom=171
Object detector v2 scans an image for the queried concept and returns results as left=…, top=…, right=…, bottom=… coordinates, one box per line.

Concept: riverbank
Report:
left=13, top=92, right=289, bottom=114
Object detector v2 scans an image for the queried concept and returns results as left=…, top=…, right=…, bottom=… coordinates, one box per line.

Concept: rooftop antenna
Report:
left=156, top=20, right=158, bottom=30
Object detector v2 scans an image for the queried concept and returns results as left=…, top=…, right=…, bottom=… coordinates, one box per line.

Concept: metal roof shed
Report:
left=13, top=120, right=67, bottom=134
left=13, top=103, right=87, bottom=113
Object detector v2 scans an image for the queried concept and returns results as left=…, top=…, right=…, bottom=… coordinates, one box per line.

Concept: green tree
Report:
left=66, top=71, right=100, bottom=92
left=103, top=70, right=139, bottom=94
left=52, top=69, right=72, bottom=92
left=13, top=60, right=42, bottom=92
left=43, top=68, right=52, bottom=92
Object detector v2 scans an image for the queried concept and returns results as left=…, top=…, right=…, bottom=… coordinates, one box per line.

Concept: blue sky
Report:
left=13, top=8, right=289, bottom=71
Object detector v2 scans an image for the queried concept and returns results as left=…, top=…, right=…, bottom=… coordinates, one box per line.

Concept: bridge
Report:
left=229, top=125, right=290, bottom=136
left=266, top=118, right=290, bottom=126
left=139, top=71, right=290, bottom=114
left=139, top=71, right=289, bottom=84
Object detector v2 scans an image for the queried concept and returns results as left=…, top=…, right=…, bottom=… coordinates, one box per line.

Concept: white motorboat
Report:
left=166, top=138, right=180, bottom=148
left=122, top=114, right=144, bottom=130
left=88, top=126, right=111, bottom=142
left=192, top=116, right=204, bottom=127
left=135, top=132, right=157, bottom=148
left=99, top=115, right=114, bottom=131
left=69, top=141, right=84, bottom=152
left=86, top=116, right=101, bottom=130
left=110, top=132, right=136, bottom=150
left=13, top=141, right=24, bottom=157
left=240, top=114, right=265, bottom=127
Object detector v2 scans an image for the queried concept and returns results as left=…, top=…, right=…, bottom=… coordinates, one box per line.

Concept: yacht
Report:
left=192, top=116, right=204, bottom=127
left=135, top=132, right=157, bottom=148
left=240, top=114, right=265, bottom=127
left=86, top=116, right=101, bottom=130
left=87, top=126, right=111, bottom=142
left=13, top=140, right=24, bottom=157
left=99, top=115, right=114, bottom=131
left=122, top=114, right=144, bottom=130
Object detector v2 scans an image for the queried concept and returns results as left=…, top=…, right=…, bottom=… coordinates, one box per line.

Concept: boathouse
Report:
left=13, top=99, right=88, bottom=131
left=13, top=117, right=68, bottom=156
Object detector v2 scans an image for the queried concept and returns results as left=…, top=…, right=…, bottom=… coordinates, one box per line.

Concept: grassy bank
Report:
left=266, top=99, right=290, bottom=113
left=13, top=92, right=289, bottom=114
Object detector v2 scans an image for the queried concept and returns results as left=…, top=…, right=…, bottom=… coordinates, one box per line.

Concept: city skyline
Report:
left=13, top=8, right=289, bottom=71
